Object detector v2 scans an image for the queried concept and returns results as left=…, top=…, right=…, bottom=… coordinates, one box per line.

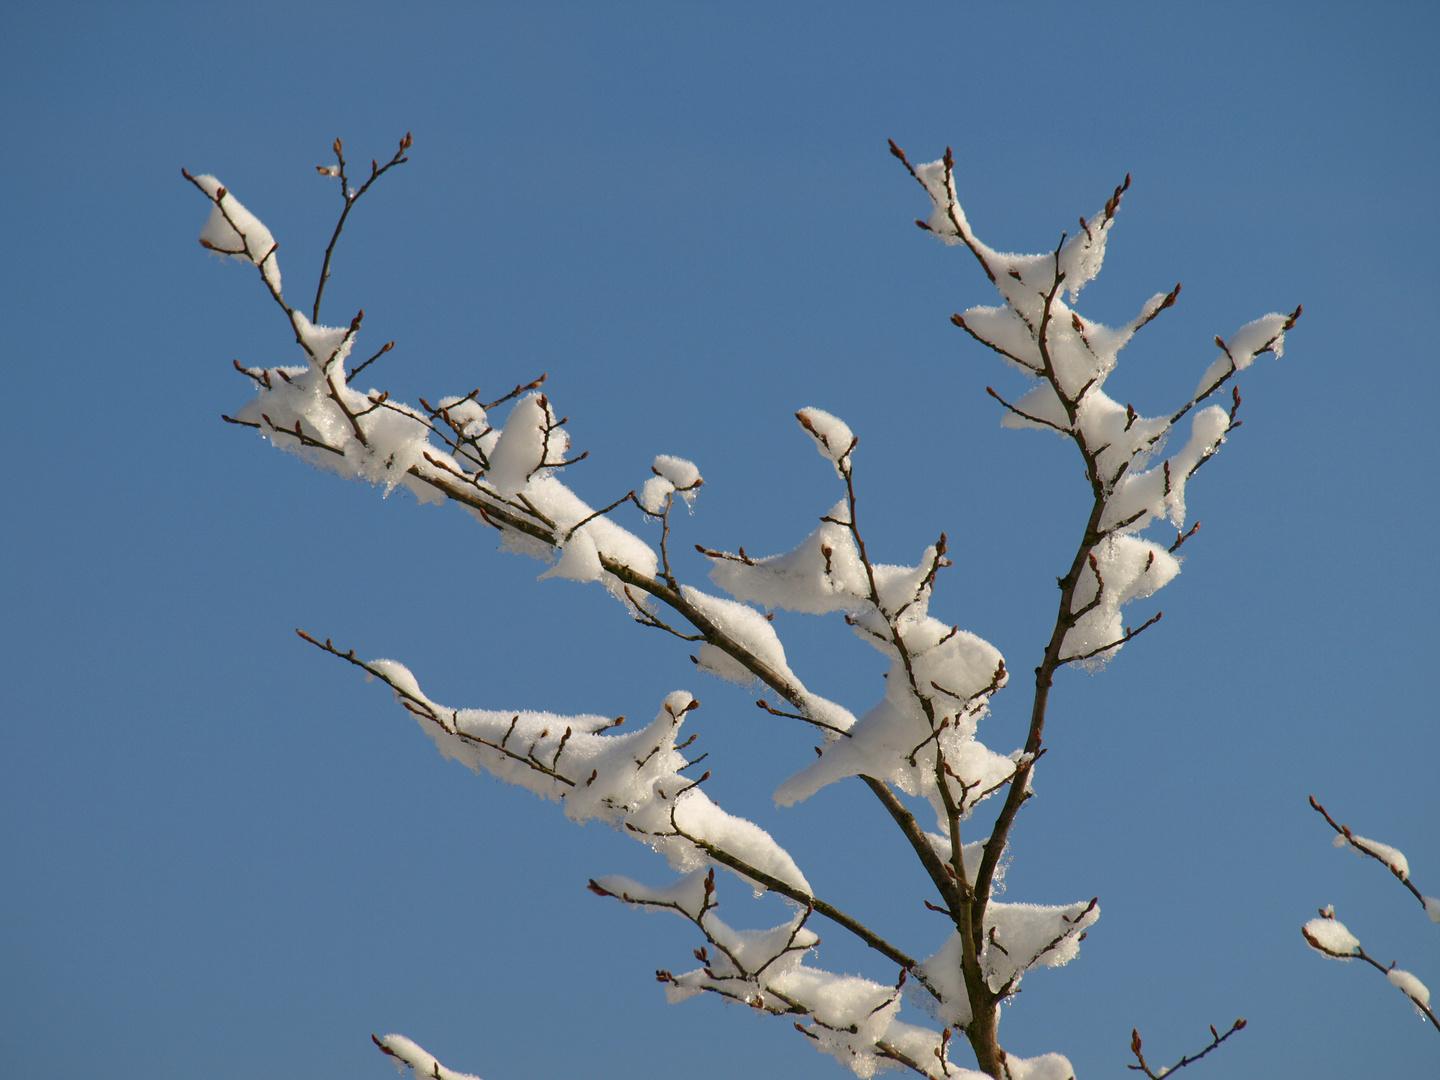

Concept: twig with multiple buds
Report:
left=1127, top=1019, right=1246, bottom=1078
left=1305, top=796, right=1439, bottom=1033
left=314, top=133, right=412, bottom=322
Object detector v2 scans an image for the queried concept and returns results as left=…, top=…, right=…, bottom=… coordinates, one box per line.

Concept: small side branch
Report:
left=296, top=629, right=577, bottom=788
left=986, top=386, right=1069, bottom=434
left=890, top=140, right=999, bottom=285
left=1169, top=304, right=1302, bottom=430
left=625, top=586, right=704, bottom=642
left=348, top=339, right=395, bottom=384
left=567, top=490, right=639, bottom=542
left=314, top=133, right=412, bottom=322
left=756, top=698, right=851, bottom=737
left=1130, top=281, right=1182, bottom=335
left=671, top=824, right=938, bottom=999
left=954, top=314, right=1041, bottom=374
left=1127, top=1019, right=1246, bottom=1078
left=996, top=896, right=1096, bottom=997
left=1309, top=795, right=1431, bottom=912
left=1059, top=611, right=1163, bottom=665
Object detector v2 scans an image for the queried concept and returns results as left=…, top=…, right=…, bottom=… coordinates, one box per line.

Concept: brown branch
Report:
left=756, top=698, right=851, bottom=737
left=1301, top=927, right=1440, bottom=1035
left=953, top=314, right=1041, bottom=373
left=1168, top=304, right=1302, bottom=431
left=566, top=490, right=639, bottom=541
left=626, top=586, right=704, bottom=641
left=348, top=340, right=395, bottom=384
left=313, top=133, right=412, bottom=323
left=1058, top=611, right=1163, bottom=665
left=1128, top=1019, right=1246, bottom=1078
left=676, top=824, right=940, bottom=1000
left=1309, top=796, right=1431, bottom=912
left=1169, top=521, right=1201, bottom=553
left=985, top=385, right=1068, bottom=434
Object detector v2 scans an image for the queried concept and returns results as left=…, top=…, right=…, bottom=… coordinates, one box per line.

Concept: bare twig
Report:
left=314, top=133, right=412, bottom=323
left=1127, top=1019, right=1246, bottom=1077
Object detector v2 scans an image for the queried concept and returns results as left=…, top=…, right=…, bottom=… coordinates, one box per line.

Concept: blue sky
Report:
left=2, top=3, right=1436, bottom=1078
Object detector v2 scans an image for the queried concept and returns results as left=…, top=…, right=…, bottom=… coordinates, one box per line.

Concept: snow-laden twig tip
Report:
left=373, top=1033, right=483, bottom=1080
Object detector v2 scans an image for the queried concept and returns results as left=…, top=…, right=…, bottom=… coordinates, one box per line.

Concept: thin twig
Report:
left=1309, top=795, right=1431, bottom=912
left=314, top=133, right=412, bottom=322
left=1127, top=1019, right=1246, bottom=1077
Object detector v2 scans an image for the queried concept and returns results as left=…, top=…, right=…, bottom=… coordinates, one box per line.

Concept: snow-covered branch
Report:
left=193, top=133, right=1305, bottom=1079
left=1126, top=1019, right=1247, bottom=1079
left=1304, top=797, right=1439, bottom=1034
left=373, top=1033, right=482, bottom=1080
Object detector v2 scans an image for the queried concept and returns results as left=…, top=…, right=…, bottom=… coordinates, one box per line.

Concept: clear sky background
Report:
left=2, top=3, right=1436, bottom=1078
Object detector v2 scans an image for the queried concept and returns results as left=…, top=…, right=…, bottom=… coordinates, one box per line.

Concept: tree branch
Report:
left=1127, top=1019, right=1246, bottom=1078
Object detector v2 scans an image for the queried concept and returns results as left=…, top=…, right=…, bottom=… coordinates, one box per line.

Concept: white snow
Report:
left=913, top=158, right=972, bottom=246
left=639, top=474, right=676, bottom=514
left=796, top=407, right=856, bottom=473
left=1387, top=968, right=1431, bottom=1009
left=191, top=174, right=281, bottom=294
left=665, top=789, right=812, bottom=894
left=1061, top=535, right=1178, bottom=665
left=486, top=394, right=561, bottom=497
left=652, top=454, right=702, bottom=489
left=1335, top=832, right=1410, bottom=879
left=640, top=455, right=702, bottom=514
left=981, top=900, right=1099, bottom=989
left=1225, top=312, right=1291, bottom=366
left=1303, top=915, right=1361, bottom=957
left=682, top=586, right=794, bottom=688
left=914, top=899, right=1098, bottom=1026
left=537, top=528, right=603, bottom=584
left=961, top=306, right=1042, bottom=373
left=374, top=1034, right=484, bottom=1080
left=708, top=501, right=870, bottom=616
left=384, top=673, right=812, bottom=896
left=1001, top=1054, right=1082, bottom=1080
left=592, top=868, right=713, bottom=919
